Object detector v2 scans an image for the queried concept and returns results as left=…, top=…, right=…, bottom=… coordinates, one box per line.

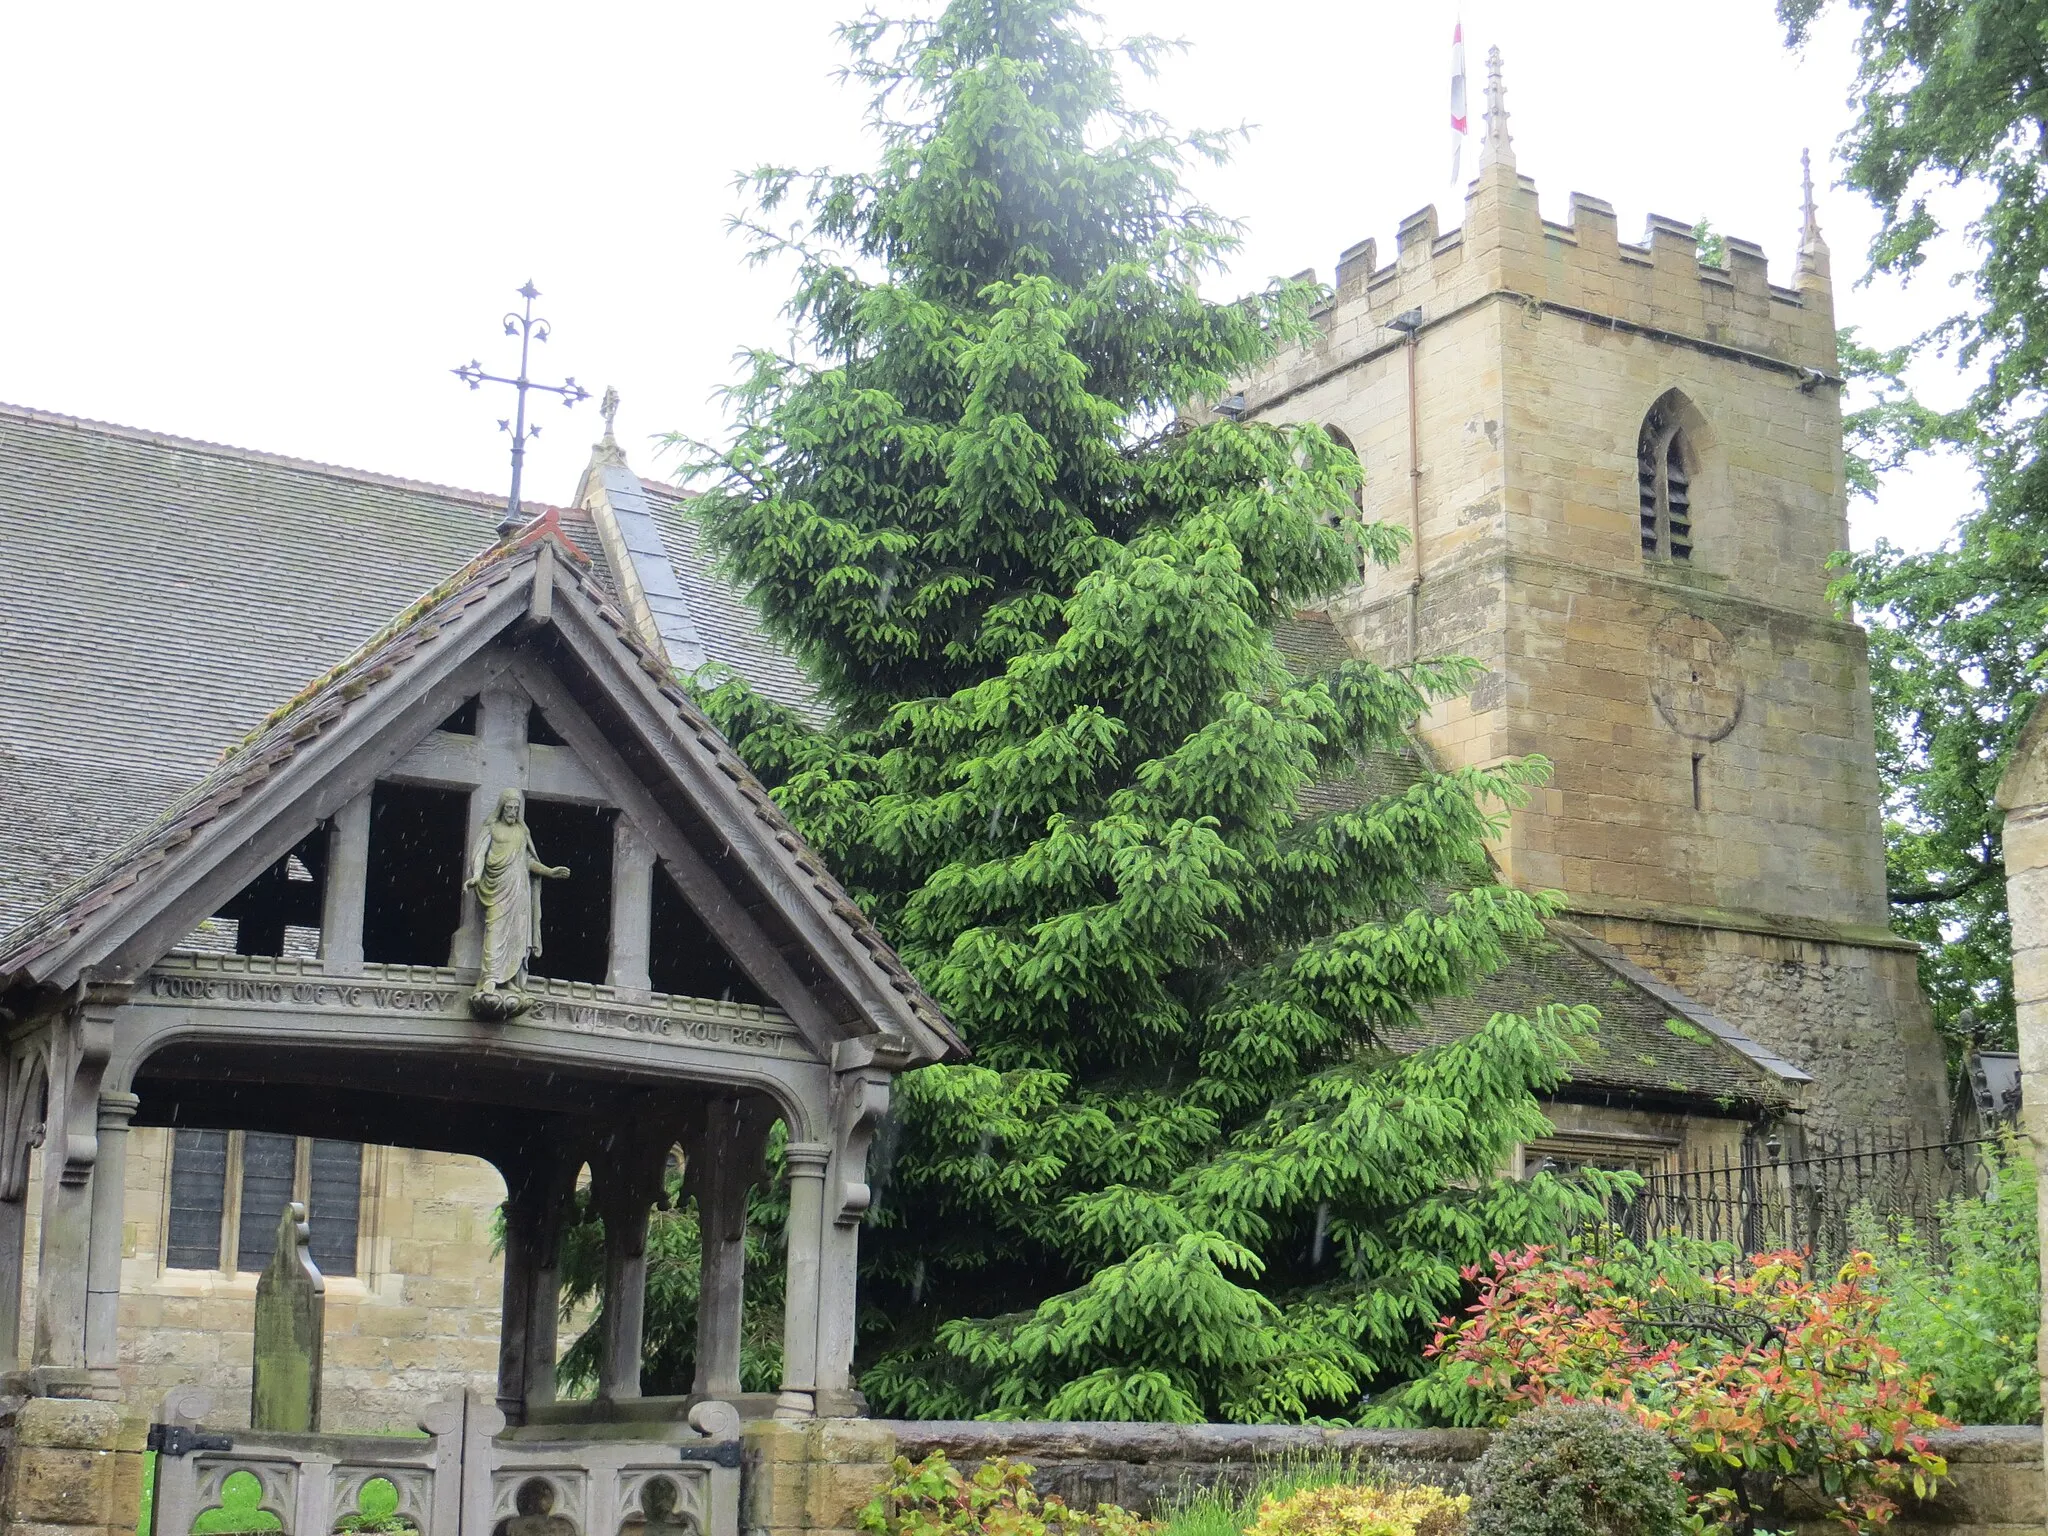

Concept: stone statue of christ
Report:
left=465, top=789, right=570, bottom=999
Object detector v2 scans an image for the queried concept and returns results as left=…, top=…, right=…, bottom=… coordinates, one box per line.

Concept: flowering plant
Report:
left=859, top=1454, right=1154, bottom=1536
left=1246, top=1483, right=1468, bottom=1536
left=1433, top=1246, right=1950, bottom=1535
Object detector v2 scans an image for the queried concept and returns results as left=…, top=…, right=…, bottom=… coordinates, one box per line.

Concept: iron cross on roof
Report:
left=453, top=281, right=591, bottom=537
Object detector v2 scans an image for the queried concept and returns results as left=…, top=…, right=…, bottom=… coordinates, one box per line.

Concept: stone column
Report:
left=814, top=1072, right=888, bottom=1414
left=608, top=820, right=654, bottom=999
left=1995, top=723, right=2048, bottom=1491
left=83, top=1093, right=138, bottom=1371
left=692, top=1099, right=770, bottom=1399
left=32, top=997, right=116, bottom=1379
left=495, top=1149, right=580, bottom=1421
left=0, top=1187, right=24, bottom=1378
left=320, top=792, right=372, bottom=976
left=775, top=1143, right=830, bottom=1420
left=0, top=1051, right=46, bottom=1376
left=591, top=1145, right=666, bottom=1403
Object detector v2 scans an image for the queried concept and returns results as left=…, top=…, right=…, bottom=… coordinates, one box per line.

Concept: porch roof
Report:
left=0, top=513, right=963, bottom=1064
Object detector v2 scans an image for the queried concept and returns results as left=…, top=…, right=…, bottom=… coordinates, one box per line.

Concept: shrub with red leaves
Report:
left=1430, top=1247, right=1950, bottom=1536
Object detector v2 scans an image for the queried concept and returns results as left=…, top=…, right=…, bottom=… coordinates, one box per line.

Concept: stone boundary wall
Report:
left=875, top=1423, right=2045, bottom=1536
left=887, top=1423, right=1489, bottom=1516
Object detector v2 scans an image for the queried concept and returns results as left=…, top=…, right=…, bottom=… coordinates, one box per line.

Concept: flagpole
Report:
left=1449, top=15, right=1468, bottom=189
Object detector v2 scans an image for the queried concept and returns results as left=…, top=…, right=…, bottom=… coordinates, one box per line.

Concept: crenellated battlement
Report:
left=1251, top=156, right=1836, bottom=416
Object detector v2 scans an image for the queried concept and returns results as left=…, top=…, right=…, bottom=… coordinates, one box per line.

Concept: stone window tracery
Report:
left=1638, top=403, right=1694, bottom=561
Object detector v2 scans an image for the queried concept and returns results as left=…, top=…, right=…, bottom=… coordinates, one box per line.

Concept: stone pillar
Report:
left=496, top=1148, right=580, bottom=1421
left=591, top=1144, right=666, bottom=1403
left=814, top=1072, right=888, bottom=1414
left=0, top=1051, right=47, bottom=1376
left=692, top=1099, right=770, bottom=1398
left=32, top=998, right=116, bottom=1381
left=82, top=1093, right=137, bottom=1372
left=608, top=819, right=654, bottom=999
left=742, top=1418, right=898, bottom=1536
left=320, top=791, right=372, bottom=976
left=0, top=1397, right=150, bottom=1536
left=775, top=1143, right=830, bottom=1420
left=1994, top=717, right=2048, bottom=1494
left=0, top=1186, right=24, bottom=1378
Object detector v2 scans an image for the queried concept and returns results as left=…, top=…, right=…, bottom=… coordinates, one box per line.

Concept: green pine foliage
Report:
left=553, top=1160, right=787, bottom=1397
left=680, top=0, right=1610, bottom=1421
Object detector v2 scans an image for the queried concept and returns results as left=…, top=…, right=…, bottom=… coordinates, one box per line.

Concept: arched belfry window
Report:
left=1638, top=401, right=1694, bottom=561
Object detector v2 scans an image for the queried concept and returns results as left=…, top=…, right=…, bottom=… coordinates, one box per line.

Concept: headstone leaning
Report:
left=251, top=1201, right=324, bottom=1431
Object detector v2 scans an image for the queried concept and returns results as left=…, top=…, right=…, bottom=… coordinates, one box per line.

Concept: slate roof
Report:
left=1274, top=609, right=1800, bottom=1112
left=0, top=403, right=811, bottom=934
left=0, top=401, right=1787, bottom=1104
left=0, top=511, right=963, bottom=1060
left=641, top=480, right=821, bottom=718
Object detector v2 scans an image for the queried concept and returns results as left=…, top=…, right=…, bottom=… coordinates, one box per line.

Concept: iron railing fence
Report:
left=1581, top=1130, right=2003, bottom=1265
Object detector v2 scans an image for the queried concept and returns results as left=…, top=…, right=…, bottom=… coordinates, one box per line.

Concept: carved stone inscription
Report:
left=144, top=972, right=797, bottom=1055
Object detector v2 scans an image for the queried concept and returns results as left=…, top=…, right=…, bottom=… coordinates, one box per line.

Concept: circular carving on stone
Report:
left=1650, top=614, right=1743, bottom=743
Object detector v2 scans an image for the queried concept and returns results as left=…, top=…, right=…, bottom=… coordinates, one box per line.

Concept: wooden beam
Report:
left=507, top=657, right=846, bottom=1059
left=87, top=640, right=523, bottom=988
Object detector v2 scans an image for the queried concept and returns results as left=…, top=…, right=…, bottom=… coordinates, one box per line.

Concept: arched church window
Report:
left=1324, top=425, right=1365, bottom=516
left=1637, top=403, right=1693, bottom=561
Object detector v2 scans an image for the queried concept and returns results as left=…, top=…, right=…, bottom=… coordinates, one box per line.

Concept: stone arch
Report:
left=1322, top=424, right=1366, bottom=513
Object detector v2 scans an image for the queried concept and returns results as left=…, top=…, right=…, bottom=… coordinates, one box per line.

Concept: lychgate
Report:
left=0, top=518, right=963, bottom=1536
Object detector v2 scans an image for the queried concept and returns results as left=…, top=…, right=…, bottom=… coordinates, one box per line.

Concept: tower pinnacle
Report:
left=1798, top=148, right=1830, bottom=280
left=1479, top=46, right=1514, bottom=171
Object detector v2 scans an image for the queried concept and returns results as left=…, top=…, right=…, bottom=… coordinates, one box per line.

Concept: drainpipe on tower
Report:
left=1388, top=306, right=1425, bottom=666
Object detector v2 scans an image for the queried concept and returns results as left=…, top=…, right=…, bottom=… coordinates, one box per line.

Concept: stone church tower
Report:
left=1236, top=53, right=1948, bottom=1137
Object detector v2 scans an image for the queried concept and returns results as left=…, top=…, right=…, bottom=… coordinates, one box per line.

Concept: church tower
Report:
left=1237, top=52, right=1947, bottom=1136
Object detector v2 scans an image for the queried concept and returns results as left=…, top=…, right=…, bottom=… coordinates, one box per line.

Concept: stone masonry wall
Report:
left=0, top=1398, right=149, bottom=1536
left=1235, top=152, right=1948, bottom=1136
left=21, top=1130, right=507, bottom=1432
left=1582, top=917, right=1946, bottom=1140
left=875, top=1422, right=2042, bottom=1536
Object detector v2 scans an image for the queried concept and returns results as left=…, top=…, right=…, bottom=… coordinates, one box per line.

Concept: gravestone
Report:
left=250, top=1202, right=324, bottom=1432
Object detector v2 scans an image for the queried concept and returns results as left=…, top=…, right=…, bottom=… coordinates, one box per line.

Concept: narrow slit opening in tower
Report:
left=1691, top=752, right=1705, bottom=813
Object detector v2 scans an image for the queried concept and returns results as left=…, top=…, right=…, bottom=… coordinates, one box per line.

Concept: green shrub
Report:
left=1467, top=1403, right=1683, bottom=1536
left=1856, top=1135, right=2040, bottom=1424
left=1158, top=1455, right=1380, bottom=1536
left=860, top=1453, right=1154, bottom=1536
left=1246, top=1483, right=1466, bottom=1536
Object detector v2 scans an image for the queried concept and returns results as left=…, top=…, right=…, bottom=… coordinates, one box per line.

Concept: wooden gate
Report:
left=146, top=1388, right=742, bottom=1536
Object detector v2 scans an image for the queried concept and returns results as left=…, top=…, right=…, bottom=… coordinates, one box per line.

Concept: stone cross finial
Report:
left=1479, top=46, right=1514, bottom=171
left=600, top=385, right=621, bottom=444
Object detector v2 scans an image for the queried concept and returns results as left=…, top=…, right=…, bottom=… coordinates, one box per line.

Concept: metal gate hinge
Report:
left=676, top=1442, right=742, bottom=1469
left=146, top=1424, right=234, bottom=1457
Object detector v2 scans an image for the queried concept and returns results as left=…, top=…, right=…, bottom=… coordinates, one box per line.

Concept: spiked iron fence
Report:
left=1588, top=1130, right=2003, bottom=1263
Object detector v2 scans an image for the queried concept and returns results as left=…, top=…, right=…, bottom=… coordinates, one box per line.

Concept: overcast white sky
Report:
left=0, top=0, right=1979, bottom=553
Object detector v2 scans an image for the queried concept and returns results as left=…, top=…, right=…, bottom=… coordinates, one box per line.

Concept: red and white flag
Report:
left=1450, top=18, right=1468, bottom=182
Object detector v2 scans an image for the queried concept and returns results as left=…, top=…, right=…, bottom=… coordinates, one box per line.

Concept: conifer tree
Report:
left=682, top=0, right=1606, bottom=1421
